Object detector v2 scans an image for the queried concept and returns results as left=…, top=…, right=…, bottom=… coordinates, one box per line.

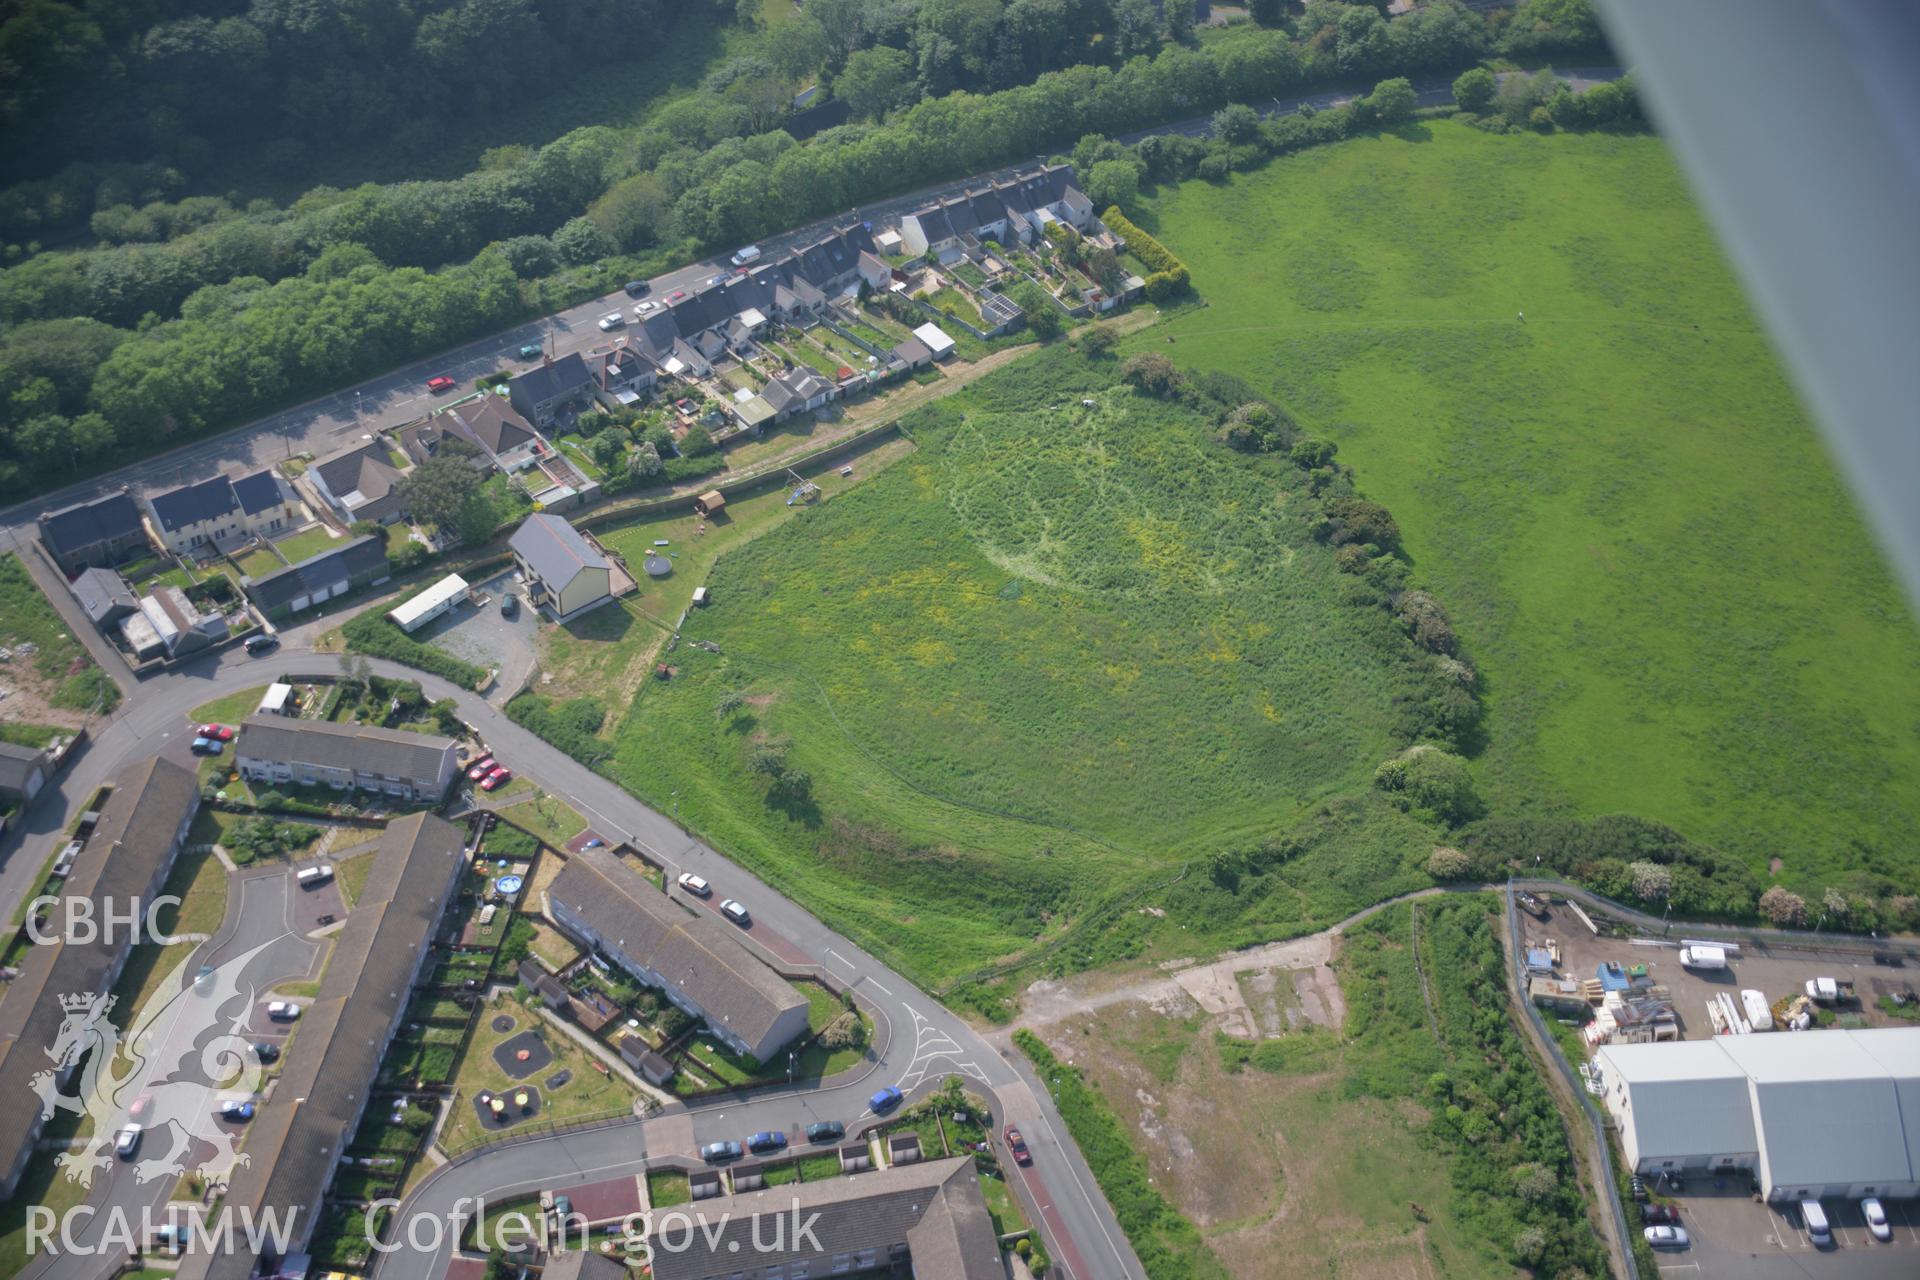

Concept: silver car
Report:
left=1643, top=1224, right=1690, bottom=1249
left=1862, top=1197, right=1892, bottom=1242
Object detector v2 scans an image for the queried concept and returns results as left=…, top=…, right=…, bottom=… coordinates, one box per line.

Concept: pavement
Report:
left=0, top=639, right=1146, bottom=1280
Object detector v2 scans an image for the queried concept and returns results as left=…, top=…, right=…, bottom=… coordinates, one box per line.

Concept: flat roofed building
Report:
left=1595, top=1028, right=1920, bottom=1200
left=0, top=756, right=199, bottom=1196
left=547, top=846, right=808, bottom=1062
left=178, top=813, right=467, bottom=1280
left=388, top=573, right=469, bottom=632
left=234, top=714, right=459, bottom=801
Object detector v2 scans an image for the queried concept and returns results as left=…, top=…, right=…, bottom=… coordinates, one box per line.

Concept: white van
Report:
left=1800, top=1199, right=1831, bottom=1246
left=1678, top=944, right=1728, bottom=970
left=598, top=311, right=625, bottom=331
left=296, top=864, right=334, bottom=888
left=731, top=245, right=762, bottom=266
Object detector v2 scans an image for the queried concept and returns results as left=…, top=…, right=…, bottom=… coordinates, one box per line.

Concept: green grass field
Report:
left=1136, top=121, right=1920, bottom=895
left=0, top=553, right=119, bottom=715
left=600, top=348, right=1439, bottom=987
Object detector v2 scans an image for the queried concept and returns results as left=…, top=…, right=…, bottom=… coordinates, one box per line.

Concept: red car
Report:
left=670, top=290, right=687, bottom=302
left=1004, top=1127, right=1031, bottom=1166
left=479, top=766, right=512, bottom=791
left=196, top=723, right=234, bottom=741
left=466, top=756, right=495, bottom=782
left=427, top=375, right=457, bottom=393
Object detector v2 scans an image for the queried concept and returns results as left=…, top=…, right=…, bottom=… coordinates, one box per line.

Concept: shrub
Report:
left=1324, top=496, right=1401, bottom=550
left=1079, top=325, right=1118, bottom=358
left=1374, top=747, right=1482, bottom=825
left=1368, top=77, right=1417, bottom=123
left=341, top=612, right=486, bottom=688
left=1101, top=207, right=1191, bottom=303
left=1453, top=66, right=1497, bottom=113
left=1426, top=846, right=1471, bottom=880
left=1628, top=859, right=1673, bottom=902
left=1395, top=590, right=1455, bottom=654
left=506, top=693, right=609, bottom=765
left=1119, top=353, right=1184, bottom=398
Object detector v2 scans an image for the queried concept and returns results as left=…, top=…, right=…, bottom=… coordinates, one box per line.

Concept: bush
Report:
left=1324, top=496, right=1401, bottom=550
left=1374, top=747, right=1482, bottom=826
left=1758, top=885, right=1808, bottom=927
left=1119, top=353, right=1184, bottom=398
left=1453, top=66, right=1497, bottom=113
left=1367, top=77, right=1417, bottom=123
left=341, top=612, right=486, bottom=688
left=506, top=692, right=610, bottom=765
left=1427, top=846, right=1471, bottom=880
left=1079, top=325, right=1118, bottom=358
left=1102, top=207, right=1192, bottom=304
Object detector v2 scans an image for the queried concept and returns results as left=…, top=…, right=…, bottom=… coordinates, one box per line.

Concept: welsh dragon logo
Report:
left=31, top=940, right=273, bottom=1189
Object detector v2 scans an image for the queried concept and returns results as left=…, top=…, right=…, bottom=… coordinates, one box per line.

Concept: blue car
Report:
left=218, top=1101, right=254, bottom=1122
left=869, top=1086, right=902, bottom=1114
left=747, top=1130, right=788, bottom=1153
left=191, top=736, right=219, bottom=754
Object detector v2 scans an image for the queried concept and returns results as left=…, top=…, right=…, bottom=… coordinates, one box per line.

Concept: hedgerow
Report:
left=340, top=612, right=486, bottom=689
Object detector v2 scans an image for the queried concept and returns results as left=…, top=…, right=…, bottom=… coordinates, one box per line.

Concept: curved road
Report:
left=0, top=638, right=1145, bottom=1280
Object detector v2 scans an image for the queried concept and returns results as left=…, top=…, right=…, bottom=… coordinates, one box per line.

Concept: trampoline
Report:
left=642, top=553, right=673, bottom=577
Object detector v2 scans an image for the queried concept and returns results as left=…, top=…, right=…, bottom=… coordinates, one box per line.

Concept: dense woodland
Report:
left=0, top=0, right=1607, bottom=498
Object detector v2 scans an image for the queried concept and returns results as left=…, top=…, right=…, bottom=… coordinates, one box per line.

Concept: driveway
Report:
left=408, top=571, right=539, bottom=703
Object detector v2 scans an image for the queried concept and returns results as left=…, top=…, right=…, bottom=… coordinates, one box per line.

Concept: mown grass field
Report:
left=1137, top=121, right=1920, bottom=894
left=603, top=349, right=1439, bottom=988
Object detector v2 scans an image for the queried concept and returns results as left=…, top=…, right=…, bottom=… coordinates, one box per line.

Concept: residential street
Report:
left=0, top=640, right=1146, bottom=1280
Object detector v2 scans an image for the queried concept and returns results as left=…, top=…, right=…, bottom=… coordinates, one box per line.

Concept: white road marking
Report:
left=827, top=948, right=855, bottom=971
left=866, top=977, right=893, bottom=996
left=894, top=1004, right=988, bottom=1091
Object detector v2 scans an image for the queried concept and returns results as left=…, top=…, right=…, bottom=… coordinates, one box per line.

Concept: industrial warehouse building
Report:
left=1595, top=1028, right=1920, bottom=1201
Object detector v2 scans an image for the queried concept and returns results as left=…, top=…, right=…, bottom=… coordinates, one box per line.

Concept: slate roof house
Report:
left=67, top=565, right=137, bottom=628
left=234, top=714, right=460, bottom=801
left=508, top=352, right=593, bottom=429
left=547, top=846, right=809, bottom=1062
left=647, top=1156, right=1003, bottom=1280
left=119, top=584, right=227, bottom=660
left=37, top=490, right=150, bottom=573
left=510, top=513, right=614, bottom=621
left=177, top=813, right=466, bottom=1280
left=245, top=534, right=390, bottom=622
left=761, top=367, right=833, bottom=421
left=898, top=163, right=1092, bottom=261
left=0, top=756, right=198, bottom=1197
left=310, top=439, right=407, bottom=525
left=145, top=469, right=298, bottom=555
left=435, top=395, right=544, bottom=471
left=587, top=343, right=659, bottom=409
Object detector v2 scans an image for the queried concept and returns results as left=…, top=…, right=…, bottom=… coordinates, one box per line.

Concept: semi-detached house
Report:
left=37, top=491, right=150, bottom=574
left=234, top=715, right=459, bottom=801
left=546, top=846, right=809, bottom=1063
left=145, top=470, right=298, bottom=555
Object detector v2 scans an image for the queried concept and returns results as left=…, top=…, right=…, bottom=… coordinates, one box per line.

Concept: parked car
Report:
left=707, top=274, right=728, bottom=287
left=219, top=1100, right=255, bottom=1122
left=719, top=898, right=750, bottom=926
left=700, top=1140, right=742, bottom=1163
left=500, top=592, right=518, bottom=617
left=598, top=312, right=625, bottom=331
left=636, top=300, right=658, bottom=314
left=869, top=1086, right=902, bottom=1114
left=624, top=280, right=652, bottom=297
left=747, top=1131, right=787, bottom=1154
left=1003, top=1127, right=1031, bottom=1166
left=244, top=633, right=278, bottom=655
left=197, top=723, right=234, bottom=741
left=677, top=872, right=712, bottom=897
left=480, top=766, right=513, bottom=791
left=427, top=375, right=457, bottom=393
left=115, top=1125, right=142, bottom=1159
left=466, top=756, right=496, bottom=782
left=517, top=343, right=543, bottom=359
left=670, top=290, right=687, bottom=302
left=265, top=1000, right=300, bottom=1021
left=1643, top=1225, right=1689, bottom=1249
left=1640, top=1203, right=1678, bottom=1225
left=129, top=1093, right=153, bottom=1120
left=805, top=1120, right=844, bottom=1144
left=251, top=1041, right=280, bottom=1063
left=190, top=736, right=221, bottom=755
left=1863, top=1196, right=1892, bottom=1242
left=731, top=246, right=761, bottom=267
left=583, top=837, right=604, bottom=849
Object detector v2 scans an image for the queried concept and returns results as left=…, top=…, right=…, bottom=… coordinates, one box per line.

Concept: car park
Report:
left=747, top=1131, right=788, bottom=1153
left=870, top=1086, right=902, bottom=1113
left=624, top=280, right=651, bottom=297
left=518, top=343, right=543, bottom=359
left=466, top=756, right=496, bottom=781
left=428, top=375, right=456, bottom=393
left=806, top=1120, right=844, bottom=1144
left=480, top=766, right=513, bottom=791
left=265, top=1000, right=300, bottom=1021
left=677, top=872, right=711, bottom=897
left=197, top=723, right=234, bottom=741
left=244, top=634, right=278, bottom=654
left=219, top=1100, right=255, bottom=1122
left=1644, top=1224, right=1690, bottom=1249
left=251, top=1041, right=280, bottom=1063
left=1004, top=1127, right=1031, bottom=1165
left=115, top=1125, right=142, bottom=1158
left=700, top=1140, right=742, bottom=1163
left=1863, top=1196, right=1892, bottom=1242
left=719, top=898, right=750, bottom=925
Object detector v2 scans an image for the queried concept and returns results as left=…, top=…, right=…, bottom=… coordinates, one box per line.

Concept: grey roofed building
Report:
left=245, top=534, right=389, bottom=620
left=231, top=469, right=289, bottom=517
left=541, top=1252, right=630, bottom=1280
left=510, top=513, right=614, bottom=621
left=37, top=490, right=149, bottom=572
left=311, top=439, right=407, bottom=524
left=0, top=739, right=53, bottom=804
left=0, top=756, right=199, bottom=1197
left=647, top=1156, right=1002, bottom=1280
left=443, top=395, right=539, bottom=461
left=147, top=472, right=239, bottom=535
left=891, top=336, right=933, bottom=369
left=234, top=712, right=459, bottom=801
left=180, top=813, right=467, bottom=1280
left=508, top=352, right=592, bottom=428
left=68, top=565, right=137, bottom=626
left=547, top=846, right=809, bottom=1063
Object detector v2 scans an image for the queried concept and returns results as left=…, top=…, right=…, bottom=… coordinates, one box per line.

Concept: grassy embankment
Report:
left=1136, top=120, right=1920, bottom=895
